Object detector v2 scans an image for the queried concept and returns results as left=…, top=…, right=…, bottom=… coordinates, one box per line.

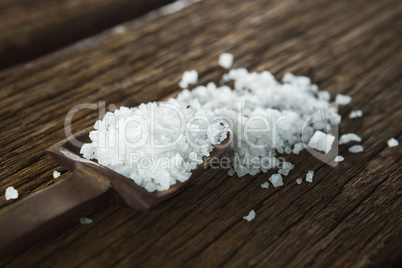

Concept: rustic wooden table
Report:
left=0, top=0, right=401, bottom=267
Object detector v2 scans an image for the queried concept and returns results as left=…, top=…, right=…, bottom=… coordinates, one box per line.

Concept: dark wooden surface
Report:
left=0, top=0, right=173, bottom=70
left=0, top=0, right=401, bottom=267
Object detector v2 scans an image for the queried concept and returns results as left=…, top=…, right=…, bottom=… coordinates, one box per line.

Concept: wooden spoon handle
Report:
left=0, top=168, right=112, bottom=258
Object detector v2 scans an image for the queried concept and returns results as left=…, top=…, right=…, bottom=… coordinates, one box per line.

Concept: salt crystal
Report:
left=349, top=110, right=363, bottom=118
left=53, top=171, right=61, bottom=178
left=219, top=53, right=234, bottom=69
left=296, top=178, right=302, bottom=184
left=5, top=187, right=18, bottom=200
left=306, top=170, right=314, bottom=183
left=349, top=145, right=364, bottom=153
left=269, top=174, right=284, bottom=187
left=308, top=131, right=335, bottom=153
left=260, top=182, right=269, bottom=189
left=339, top=133, right=362, bottom=144
left=334, top=155, right=344, bottom=162
left=179, top=70, right=198, bottom=88
left=387, top=138, right=399, bottom=147
left=79, top=217, right=93, bottom=224
left=243, top=210, right=256, bottom=221
left=335, top=94, right=352, bottom=105
left=278, top=162, right=294, bottom=176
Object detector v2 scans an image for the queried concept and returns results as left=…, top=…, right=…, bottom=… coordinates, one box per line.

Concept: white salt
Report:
left=81, top=98, right=228, bottom=192
left=5, top=187, right=18, bottom=200
left=339, top=133, right=362, bottom=144
left=349, top=110, right=363, bottom=118
left=387, top=138, right=399, bottom=147
left=219, top=53, right=234, bottom=69
left=179, top=70, right=198, bottom=88
left=243, top=210, right=256, bottom=221
left=260, top=182, right=269, bottom=189
left=79, top=217, right=93, bottom=224
left=318, top=91, right=330, bottom=101
left=269, top=174, right=283, bottom=187
left=336, top=94, right=352, bottom=105
left=278, top=162, right=294, bottom=176
left=349, top=145, right=364, bottom=153
left=334, top=155, right=344, bottom=162
left=308, top=131, right=335, bottom=153
left=306, top=170, right=314, bottom=183
left=53, top=171, right=61, bottom=178
left=296, top=178, right=302, bottom=184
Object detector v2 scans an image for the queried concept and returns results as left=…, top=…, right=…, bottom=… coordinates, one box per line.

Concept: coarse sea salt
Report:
left=349, top=110, right=363, bottom=118
left=269, top=174, right=283, bottom=187
left=243, top=210, right=256, bottom=221
left=5, top=187, right=18, bottom=200
left=308, top=131, right=335, bottom=153
left=339, top=133, right=362, bottom=144
left=336, top=94, right=352, bottom=105
left=179, top=70, right=198, bottom=89
left=219, top=53, right=234, bottom=69
left=81, top=98, right=228, bottom=192
left=260, top=182, right=269, bottom=189
left=53, top=171, right=61, bottom=178
left=306, top=170, right=314, bottom=183
left=387, top=138, right=399, bottom=147
left=334, top=155, right=344, bottom=162
left=349, top=145, right=364, bottom=153
left=296, top=178, right=302, bottom=184
left=177, top=65, right=342, bottom=177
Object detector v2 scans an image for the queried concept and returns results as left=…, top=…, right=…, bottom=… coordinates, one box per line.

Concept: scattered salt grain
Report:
left=260, top=182, right=269, bottom=189
left=339, top=133, right=362, bottom=144
left=5, top=187, right=18, bottom=200
left=335, top=94, right=352, bottom=105
left=349, top=110, right=363, bottom=118
left=387, top=138, right=399, bottom=147
left=306, top=170, right=314, bottom=183
left=219, top=53, right=234, bottom=69
left=179, top=70, right=198, bottom=88
left=308, top=131, right=335, bottom=153
left=334, top=155, right=344, bottom=162
left=349, top=145, right=364, bottom=153
left=296, top=178, right=302, bottom=184
left=79, top=217, right=93, bottom=224
left=53, top=171, right=61, bottom=178
left=243, top=210, right=256, bottom=221
left=269, top=174, right=284, bottom=187
left=278, top=162, right=295, bottom=176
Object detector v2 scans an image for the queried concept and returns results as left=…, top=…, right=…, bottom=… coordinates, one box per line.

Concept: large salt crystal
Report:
left=308, top=130, right=335, bottom=153
left=269, top=174, right=283, bottom=187
left=260, top=182, right=269, bottom=189
left=334, top=155, right=344, bottom=162
left=387, top=138, right=399, bottom=147
left=243, top=210, right=256, bottom=221
left=349, top=145, right=364, bottom=153
left=339, top=133, right=362, bottom=144
left=306, top=170, right=314, bottom=183
left=5, top=187, right=18, bottom=200
left=349, top=110, right=363, bottom=118
left=336, top=94, right=352, bottom=105
left=219, top=53, right=234, bottom=69
left=53, top=171, right=61, bottom=178
left=179, top=70, right=198, bottom=88
left=278, top=162, right=294, bottom=176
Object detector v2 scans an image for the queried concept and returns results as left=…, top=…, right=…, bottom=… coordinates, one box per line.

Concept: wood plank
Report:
left=0, top=0, right=401, bottom=266
left=0, top=0, right=173, bottom=70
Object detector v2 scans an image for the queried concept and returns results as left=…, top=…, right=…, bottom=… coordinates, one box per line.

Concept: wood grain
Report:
left=0, top=0, right=401, bottom=267
left=0, top=0, right=173, bottom=70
